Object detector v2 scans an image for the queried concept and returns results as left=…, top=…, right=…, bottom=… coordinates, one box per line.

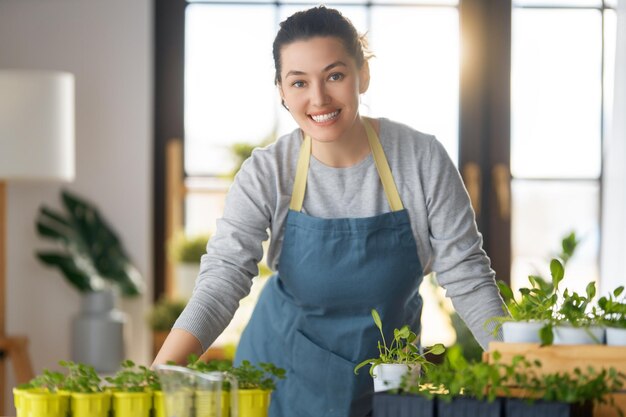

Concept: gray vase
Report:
left=71, top=290, right=126, bottom=372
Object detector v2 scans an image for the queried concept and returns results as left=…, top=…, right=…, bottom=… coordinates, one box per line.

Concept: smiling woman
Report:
left=154, top=5, right=505, bottom=417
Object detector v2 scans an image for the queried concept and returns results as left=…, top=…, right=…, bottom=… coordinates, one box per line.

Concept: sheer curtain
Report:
left=601, top=0, right=626, bottom=292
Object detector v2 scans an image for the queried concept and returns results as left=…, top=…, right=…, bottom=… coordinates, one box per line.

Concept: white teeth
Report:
left=311, top=111, right=339, bottom=123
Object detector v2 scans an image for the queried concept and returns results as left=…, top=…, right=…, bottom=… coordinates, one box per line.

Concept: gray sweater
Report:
left=174, top=118, right=505, bottom=351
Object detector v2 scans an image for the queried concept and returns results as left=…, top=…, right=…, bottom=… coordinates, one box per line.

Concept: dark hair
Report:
left=272, top=6, right=370, bottom=84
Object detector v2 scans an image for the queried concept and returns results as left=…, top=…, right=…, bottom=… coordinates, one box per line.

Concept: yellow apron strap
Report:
left=363, top=119, right=405, bottom=211
left=289, top=119, right=404, bottom=212
left=289, top=134, right=311, bottom=211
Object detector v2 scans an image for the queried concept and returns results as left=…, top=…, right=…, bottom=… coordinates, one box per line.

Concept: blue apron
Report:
left=235, top=119, right=424, bottom=417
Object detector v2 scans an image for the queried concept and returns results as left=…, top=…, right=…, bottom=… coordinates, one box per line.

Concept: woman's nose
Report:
left=311, top=83, right=330, bottom=106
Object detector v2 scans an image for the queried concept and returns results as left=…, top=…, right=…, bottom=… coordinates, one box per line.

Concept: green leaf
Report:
left=36, top=252, right=96, bottom=292
left=396, top=326, right=410, bottom=339
left=354, top=359, right=374, bottom=375
left=540, top=324, right=554, bottom=346
left=614, top=286, right=624, bottom=298
left=497, top=281, right=514, bottom=301
left=371, top=309, right=383, bottom=332
left=585, top=282, right=596, bottom=300
left=35, top=189, right=143, bottom=297
left=429, top=343, right=446, bottom=355
left=550, top=259, right=565, bottom=289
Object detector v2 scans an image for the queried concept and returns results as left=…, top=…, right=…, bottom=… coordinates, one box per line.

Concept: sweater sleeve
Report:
left=424, top=138, right=507, bottom=349
left=173, top=152, right=275, bottom=351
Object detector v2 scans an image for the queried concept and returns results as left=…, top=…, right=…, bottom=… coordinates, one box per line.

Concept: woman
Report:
left=154, top=6, right=506, bottom=416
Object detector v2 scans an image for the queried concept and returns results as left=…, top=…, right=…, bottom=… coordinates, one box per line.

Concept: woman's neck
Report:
left=310, top=116, right=377, bottom=168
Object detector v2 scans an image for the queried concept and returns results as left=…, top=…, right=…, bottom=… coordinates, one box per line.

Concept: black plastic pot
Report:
left=437, top=396, right=503, bottom=417
left=372, top=392, right=435, bottom=417
left=506, top=398, right=593, bottom=417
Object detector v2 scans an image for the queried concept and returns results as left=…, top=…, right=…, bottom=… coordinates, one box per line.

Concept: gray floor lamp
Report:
left=0, top=70, right=75, bottom=413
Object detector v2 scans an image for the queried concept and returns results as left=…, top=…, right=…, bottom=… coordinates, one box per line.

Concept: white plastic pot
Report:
left=175, top=263, right=199, bottom=299
left=502, top=321, right=545, bottom=343
left=553, top=325, right=604, bottom=345
left=371, top=363, right=413, bottom=392
left=606, top=327, right=626, bottom=346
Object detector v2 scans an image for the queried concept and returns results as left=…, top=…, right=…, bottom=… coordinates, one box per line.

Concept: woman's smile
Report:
left=309, top=109, right=341, bottom=124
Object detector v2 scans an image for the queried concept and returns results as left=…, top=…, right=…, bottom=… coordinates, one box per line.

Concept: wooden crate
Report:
left=485, top=342, right=626, bottom=417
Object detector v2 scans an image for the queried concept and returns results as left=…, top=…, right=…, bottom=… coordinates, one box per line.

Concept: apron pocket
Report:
left=288, top=330, right=359, bottom=417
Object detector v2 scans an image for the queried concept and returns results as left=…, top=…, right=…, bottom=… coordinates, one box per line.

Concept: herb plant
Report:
left=598, top=286, right=626, bottom=329
left=186, top=354, right=232, bottom=373
left=490, top=259, right=571, bottom=345
left=354, top=309, right=445, bottom=376
left=59, top=360, right=103, bottom=393
left=531, top=366, right=625, bottom=406
left=19, top=369, right=66, bottom=392
left=554, top=282, right=599, bottom=328
left=105, top=360, right=155, bottom=392
left=230, top=360, right=286, bottom=390
left=403, top=346, right=532, bottom=402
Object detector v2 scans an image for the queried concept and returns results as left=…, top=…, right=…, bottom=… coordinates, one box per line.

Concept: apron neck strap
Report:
left=289, top=118, right=404, bottom=212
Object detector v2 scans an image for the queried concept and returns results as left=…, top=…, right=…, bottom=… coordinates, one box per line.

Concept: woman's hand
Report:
left=151, top=328, right=203, bottom=367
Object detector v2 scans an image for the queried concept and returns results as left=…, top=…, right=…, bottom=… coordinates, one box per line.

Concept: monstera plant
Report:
left=35, top=189, right=143, bottom=297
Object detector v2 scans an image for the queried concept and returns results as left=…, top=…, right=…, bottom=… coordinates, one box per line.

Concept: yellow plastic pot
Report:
left=111, top=391, right=152, bottom=417
left=70, top=391, right=111, bottom=417
left=195, top=390, right=229, bottom=417
left=14, top=388, right=70, bottom=417
left=238, top=389, right=271, bottom=417
left=154, top=390, right=193, bottom=417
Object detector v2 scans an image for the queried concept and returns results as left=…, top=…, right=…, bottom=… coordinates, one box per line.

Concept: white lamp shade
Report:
left=0, top=70, right=75, bottom=181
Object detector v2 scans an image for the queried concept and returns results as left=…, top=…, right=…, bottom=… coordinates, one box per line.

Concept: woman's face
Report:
left=278, top=36, right=369, bottom=143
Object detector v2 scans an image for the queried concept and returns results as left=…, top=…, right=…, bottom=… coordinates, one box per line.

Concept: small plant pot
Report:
left=372, top=391, right=435, bottom=417
left=176, top=263, right=200, bottom=299
left=195, top=390, right=229, bottom=417
left=502, top=321, right=545, bottom=343
left=506, top=398, right=593, bottom=417
left=13, top=388, right=24, bottom=415
left=111, top=391, right=152, bottom=417
left=372, top=363, right=412, bottom=392
left=154, top=390, right=193, bottom=417
left=437, top=396, right=502, bottom=417
left=14, top=389, right=70, bottom=417
left=553, top=325, right=604, bottom=345
left=605, top=327, right=626, bottom=346
left=71, top=391, right=112, bottom=417
left=238, top=389, right=271, bottom=417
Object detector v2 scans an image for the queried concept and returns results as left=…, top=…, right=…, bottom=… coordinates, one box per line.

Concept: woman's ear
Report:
left=358, top=61, right=370, bottom=94
left=277, top=83, right=289, bottom=111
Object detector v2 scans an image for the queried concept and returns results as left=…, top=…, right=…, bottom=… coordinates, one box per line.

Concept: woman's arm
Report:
left=152, top=328, right=203, bottom=366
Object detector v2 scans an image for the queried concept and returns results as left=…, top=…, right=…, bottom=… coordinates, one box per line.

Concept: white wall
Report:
left=0, top=0, right=152, bottom=412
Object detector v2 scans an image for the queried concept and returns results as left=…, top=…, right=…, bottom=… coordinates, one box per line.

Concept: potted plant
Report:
left=354, top=309, right=445, bottom=392
left=187, top=355, right=234, bottom=417
left=168, top=233, right=211, bottom=299
left=146, top=297, right=187, bottom=356
left=35, top=189, right=144, bottom=372
left=14, top=369, right=69, bottom=417
left=552, top=281, right=604, bottom=345
left=105, top=360, right=154, bottom=417
left=230, top=360, right=286, bottom=417
left=58, top=360, right=111, bottom=417
left=598, top=285, right=626, bottom=346
left=491, top=259, right=564, bottom=344
left=151, top=364, right=194, bottom=417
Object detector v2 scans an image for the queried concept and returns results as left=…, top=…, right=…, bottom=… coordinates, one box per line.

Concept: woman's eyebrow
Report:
left=284, top=61, right=348, bottom=78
